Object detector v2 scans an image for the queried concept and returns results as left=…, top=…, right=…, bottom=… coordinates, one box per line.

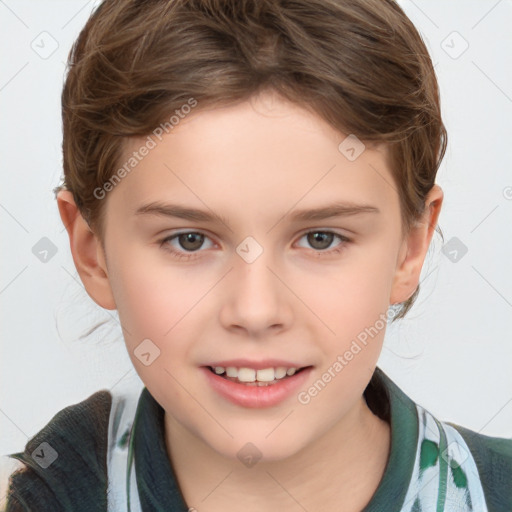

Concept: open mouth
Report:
left=207, top=365, right=311, bottom=386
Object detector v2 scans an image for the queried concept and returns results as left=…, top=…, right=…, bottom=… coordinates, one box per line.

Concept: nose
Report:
left=219, top=247, right=293, bottom=338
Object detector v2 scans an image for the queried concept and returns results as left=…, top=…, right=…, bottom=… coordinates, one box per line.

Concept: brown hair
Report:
left=56, top=0, right=447, bottom=321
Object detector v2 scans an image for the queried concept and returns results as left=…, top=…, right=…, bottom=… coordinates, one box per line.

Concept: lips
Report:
left=201, top=363, right=314, bottom=408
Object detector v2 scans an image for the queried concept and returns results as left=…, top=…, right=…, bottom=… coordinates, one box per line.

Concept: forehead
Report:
left=105, top=93, right=399, bottom=226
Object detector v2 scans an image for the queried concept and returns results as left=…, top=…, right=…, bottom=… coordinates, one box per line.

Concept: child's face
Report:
left=98, top=91, right=415, bottom=460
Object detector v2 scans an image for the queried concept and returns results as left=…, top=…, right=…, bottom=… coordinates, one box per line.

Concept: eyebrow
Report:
left=134, top=200, right=380, bottom=228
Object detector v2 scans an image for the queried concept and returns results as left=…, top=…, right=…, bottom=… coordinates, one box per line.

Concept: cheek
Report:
left=294, top=255, right=393, bottom=426
left=106, top=252, right=205, bottom=400
left=312, top=247, right=395, bottom=342
left=107, top=244, right=208, bottom=340
left=106, top=246, right=223, bottom=387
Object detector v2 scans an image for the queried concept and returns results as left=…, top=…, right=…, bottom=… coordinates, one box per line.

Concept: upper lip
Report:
left=204, top=359, right=310, bottom=370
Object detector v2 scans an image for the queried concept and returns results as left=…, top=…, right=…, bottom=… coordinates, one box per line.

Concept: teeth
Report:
left=226, top=366, right=237, bottom=377
left=275, top=367, right=287, bottom=379
left=238, top=367, right=256, bottom=382
left=211, top=366, right=300, bottom=382
left=256, top=368, right=275, bottom=382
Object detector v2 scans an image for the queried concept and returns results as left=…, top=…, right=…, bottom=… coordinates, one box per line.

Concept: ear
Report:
left=56, top=190, right=116, bottom=310
left=389, top=184, right=443, bottom=305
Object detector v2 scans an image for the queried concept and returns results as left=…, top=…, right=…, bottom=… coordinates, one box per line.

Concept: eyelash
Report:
left=158, top=230, right=351, bottom=261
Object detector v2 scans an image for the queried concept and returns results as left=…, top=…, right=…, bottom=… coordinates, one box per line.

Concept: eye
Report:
left=296, top=230, right=350, bottom=255
left=159, top=231, right=215, bottom=260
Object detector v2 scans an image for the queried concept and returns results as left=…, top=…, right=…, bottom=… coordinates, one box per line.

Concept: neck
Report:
left=164, top=397, right=391, bottom=512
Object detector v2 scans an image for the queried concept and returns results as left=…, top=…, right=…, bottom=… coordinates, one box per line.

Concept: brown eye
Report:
left=159, top=231, right=215, bottom=260
left=177, top=232, right=204, bottom=251
left=296, top=230, right=351, bottom=256
left=306, top=231, right=335, bottom=250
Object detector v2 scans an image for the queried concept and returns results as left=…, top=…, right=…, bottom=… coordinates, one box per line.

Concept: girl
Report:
left=4, top=0, right=511, bottom=510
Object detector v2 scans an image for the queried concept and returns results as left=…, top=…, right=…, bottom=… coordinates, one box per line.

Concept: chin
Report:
left=206, top=429, right=309, bottom=465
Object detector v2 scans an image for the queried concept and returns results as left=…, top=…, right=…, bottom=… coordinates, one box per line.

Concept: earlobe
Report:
left=389, top=185, right=444, bottom=305
left=56, top=190, right=117, bottom=310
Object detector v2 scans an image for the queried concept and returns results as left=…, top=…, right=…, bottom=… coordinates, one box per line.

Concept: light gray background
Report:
left=1, top=0, right=512, bottom=469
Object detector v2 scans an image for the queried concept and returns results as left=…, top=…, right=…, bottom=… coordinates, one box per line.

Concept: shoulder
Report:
left=373, top=367, right=512, bottom=511
left=2, top=389, right=113, bottom=512
left=445, top=421, right=512, bottom=511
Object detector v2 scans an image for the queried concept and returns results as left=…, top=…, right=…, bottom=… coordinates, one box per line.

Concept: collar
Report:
left=362, top=366, right=419, bottom=511
left=131, top=386, right=189, bottom=511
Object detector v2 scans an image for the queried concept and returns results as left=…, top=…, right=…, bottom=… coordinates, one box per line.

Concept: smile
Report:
left=202, top=365, right=314, bottom=408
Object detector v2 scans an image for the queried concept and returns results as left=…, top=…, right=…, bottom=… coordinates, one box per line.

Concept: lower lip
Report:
left=201, top=366, right=313, bottom=408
